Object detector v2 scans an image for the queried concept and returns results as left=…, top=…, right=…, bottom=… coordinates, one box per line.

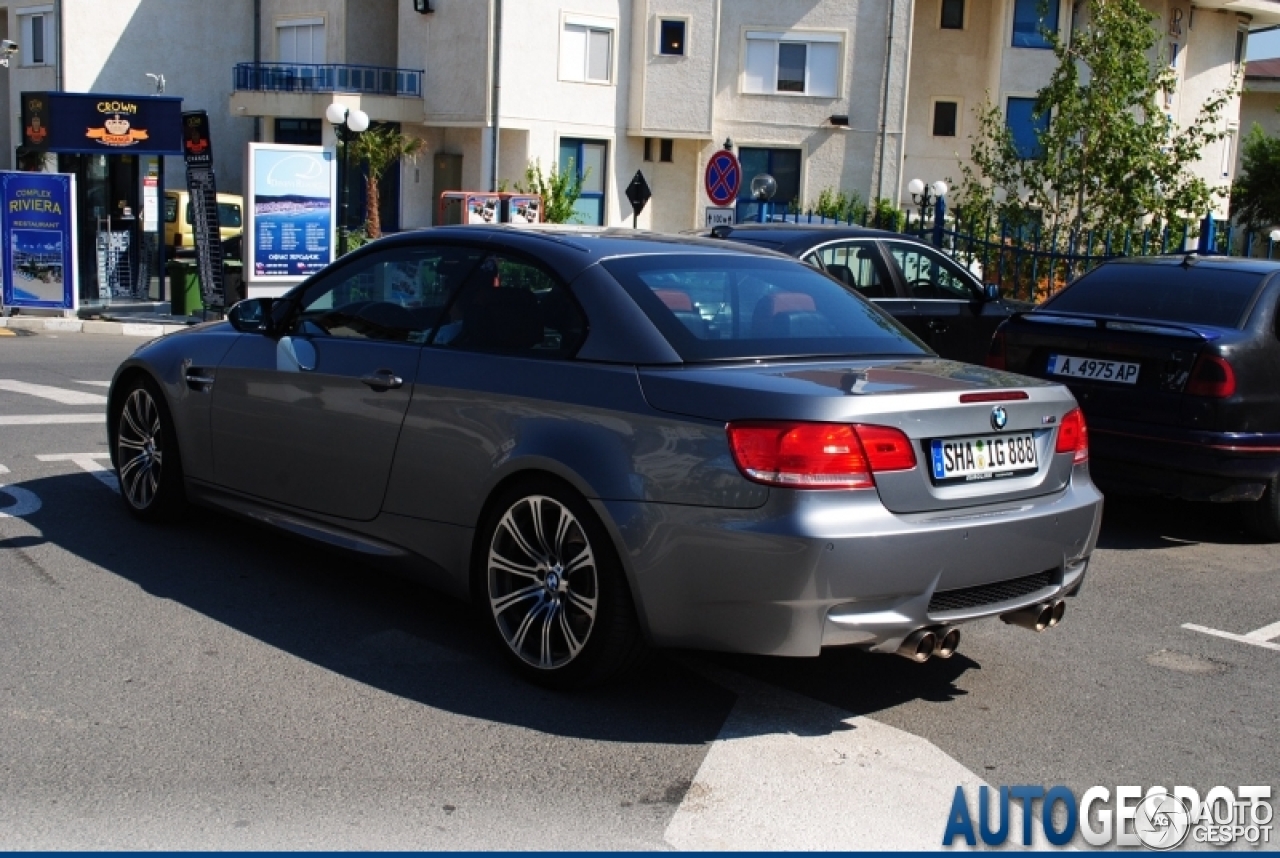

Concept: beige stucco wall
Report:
left=400, top=0, right=488, bottom=126
left=627, top=0, right=717, bottom=137
left=345, top=0, right=397, bottom=68
left=26, top=0, right=256, bottom=192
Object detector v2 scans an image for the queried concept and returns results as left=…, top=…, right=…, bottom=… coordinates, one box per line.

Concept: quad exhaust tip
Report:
left=897, top=628, right=938, bottom=662
left=935, top=626, right=961, bottom=659
left=1001, top=599, right=1066, bottom=632
left=896, top=626, right=961, bottom=662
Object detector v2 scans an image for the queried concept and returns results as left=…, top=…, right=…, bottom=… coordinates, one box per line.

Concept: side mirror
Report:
left=227, top=297, right=274, bottom=334
left=984, top=283, right=1001, bottom=301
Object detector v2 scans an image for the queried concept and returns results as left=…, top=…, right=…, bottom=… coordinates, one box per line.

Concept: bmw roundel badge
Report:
left=991, top=406, right=1008, bottom=431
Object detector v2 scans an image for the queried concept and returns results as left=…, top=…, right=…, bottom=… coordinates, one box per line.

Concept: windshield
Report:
left=602, top=254, right=927, bottom=362
left=1044, top=263, right=1266, bottom=328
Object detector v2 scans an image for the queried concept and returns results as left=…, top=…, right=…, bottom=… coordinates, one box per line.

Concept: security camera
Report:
left=1, top=40, right=19, bottom=55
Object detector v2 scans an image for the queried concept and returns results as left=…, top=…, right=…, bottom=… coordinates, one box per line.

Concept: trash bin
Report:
left=222, top=261, right=245, bottom=308
left=166, top=260, right=202, bottom=316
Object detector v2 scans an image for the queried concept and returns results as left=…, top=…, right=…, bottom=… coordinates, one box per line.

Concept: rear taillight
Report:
left=1186, top=353, right=1236, bottom=398
left=986, top=329, right=1007, bottom=370
left=726, top=421, right=917, bottom=489
left=1054, top=408, right=1089, bottom=464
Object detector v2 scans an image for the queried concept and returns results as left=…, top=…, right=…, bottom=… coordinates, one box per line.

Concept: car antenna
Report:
left=710, top=225, right=733, bottom=240
left=1180, top=252, right=1199, bottom=269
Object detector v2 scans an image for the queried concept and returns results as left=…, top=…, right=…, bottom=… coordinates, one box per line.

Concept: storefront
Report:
left=19, top=91, right=183, bottom=306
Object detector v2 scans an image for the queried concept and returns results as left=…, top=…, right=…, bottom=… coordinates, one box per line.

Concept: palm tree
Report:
left=348, top=125, right=425, bottom=239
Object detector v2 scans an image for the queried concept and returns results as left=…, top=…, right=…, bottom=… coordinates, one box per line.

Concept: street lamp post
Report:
left=325, top=103, right=370, bottom=257
left=908, top=178, right=948, bottom=246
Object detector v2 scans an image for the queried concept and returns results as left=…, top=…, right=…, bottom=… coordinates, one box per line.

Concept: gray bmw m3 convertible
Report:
left=108, top=226, right=1102, bottom=688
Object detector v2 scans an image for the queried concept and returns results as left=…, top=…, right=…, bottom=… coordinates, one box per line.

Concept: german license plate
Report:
left=930, top=434, right=1039, bottom=483
left=1047, top=354, right=1139, bottom=384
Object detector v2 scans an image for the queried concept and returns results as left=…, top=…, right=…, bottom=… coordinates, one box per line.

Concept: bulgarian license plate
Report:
left=1047, top=354, right=1139, bottom=384
left=930, top=433, right=1039, bottom=483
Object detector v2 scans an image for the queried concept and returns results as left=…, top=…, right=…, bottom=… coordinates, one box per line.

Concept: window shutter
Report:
left=561, top=24, right=587, bottom=80
left=744, top=39, right=774, bottom=93
left=808, top=42, right=838, bottom=97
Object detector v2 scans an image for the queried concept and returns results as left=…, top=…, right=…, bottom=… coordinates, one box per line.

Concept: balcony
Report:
left=233, top=62, right=423, bottom=98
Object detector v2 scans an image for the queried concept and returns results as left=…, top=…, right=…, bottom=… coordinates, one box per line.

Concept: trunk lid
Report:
left=638, top=358, right=1081, bottom=514
left=1001, top=311, right=1222, bottom=428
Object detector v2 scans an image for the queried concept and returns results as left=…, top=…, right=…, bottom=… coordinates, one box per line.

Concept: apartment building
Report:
left=7, top=0, right=1279, bottom=239
left=906, top=0, right=1278, bottom=219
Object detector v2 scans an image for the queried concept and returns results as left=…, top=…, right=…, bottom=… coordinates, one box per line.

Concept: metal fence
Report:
left=765, top=202, right=1280, bottom=303
left=233, top=62, right=423, bottom=98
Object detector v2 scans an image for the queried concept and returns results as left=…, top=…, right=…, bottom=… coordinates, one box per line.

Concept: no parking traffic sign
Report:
left=704, top=149, right=741, bottom=207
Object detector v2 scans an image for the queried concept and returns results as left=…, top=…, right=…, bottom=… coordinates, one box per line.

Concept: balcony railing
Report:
left=234, top=62, right=423, bottom=98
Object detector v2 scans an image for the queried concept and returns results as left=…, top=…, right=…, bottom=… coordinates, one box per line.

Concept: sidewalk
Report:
left=0, top=302, right=207, bottom=338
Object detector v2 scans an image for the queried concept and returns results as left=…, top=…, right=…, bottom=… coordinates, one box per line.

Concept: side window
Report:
left=432, top=254, right=587, bottom=358
left=810, top=241, right=894, bottom=299
left=887, top=243, right=979, bottom=301
left=291, top=246, right=483, bottom=344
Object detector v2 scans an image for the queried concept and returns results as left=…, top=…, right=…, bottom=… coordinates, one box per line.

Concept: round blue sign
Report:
left=704, top=150, right=741, bottom=207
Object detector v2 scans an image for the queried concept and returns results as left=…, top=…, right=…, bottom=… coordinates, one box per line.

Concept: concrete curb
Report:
left=0, top=316, right=189, bottom=338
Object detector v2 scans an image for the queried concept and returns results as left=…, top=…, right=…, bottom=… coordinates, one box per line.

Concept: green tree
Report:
left=516, top=159, right=586, bottom=224
left=348, top=125, right=425, bottom=239
left=1231, top=124, right=1280, bottom=230
left=957, top=0, right=1237, bottom=237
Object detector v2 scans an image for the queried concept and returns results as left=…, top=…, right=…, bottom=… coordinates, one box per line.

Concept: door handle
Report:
left=360, top=370, right=404, bottom=391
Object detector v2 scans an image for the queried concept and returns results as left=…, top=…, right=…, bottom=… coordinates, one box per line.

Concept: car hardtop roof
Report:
left=703, top=223, right=901, bottom=240
left=1097, top=254, right=1280, bottom=275
left=381, top=224, right=788, bottom=261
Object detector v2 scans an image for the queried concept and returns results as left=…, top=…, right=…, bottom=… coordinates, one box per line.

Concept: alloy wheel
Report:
left=487, top=495, right=599, bottom=669
left=117, top=387, right=164, bottom=510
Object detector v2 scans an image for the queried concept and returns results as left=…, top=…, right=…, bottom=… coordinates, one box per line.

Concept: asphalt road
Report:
left=1, top=331, right=1277, bottom=849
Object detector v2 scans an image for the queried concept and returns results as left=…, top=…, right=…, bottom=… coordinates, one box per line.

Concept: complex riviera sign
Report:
left=0, top=171, right=78, bottom=312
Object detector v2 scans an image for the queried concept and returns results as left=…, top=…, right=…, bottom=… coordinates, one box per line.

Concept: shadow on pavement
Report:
left=6, top=473, right=978, bottom=743
left=1095, top=494, right=1265, bottom=550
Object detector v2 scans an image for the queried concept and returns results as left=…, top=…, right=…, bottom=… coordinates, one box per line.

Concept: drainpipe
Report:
left=490, top=0, right=502, bottom=192
left=54, top=0, right=64, bottom=91
left=254, top=0, right=261, bottom=141
left=874, top=0, right=897, bottom=205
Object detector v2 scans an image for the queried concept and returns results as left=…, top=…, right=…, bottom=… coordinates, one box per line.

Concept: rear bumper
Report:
left=596, top=469, right=1103, bottom=657
left=1090, top=420, right=1280, bottom=501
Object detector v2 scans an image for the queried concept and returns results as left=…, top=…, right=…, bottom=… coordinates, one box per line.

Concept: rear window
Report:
left=1044, top=264, right=1266, bottom=328
left=602, top=254, right=927, bottom=362
left=184, top=202, right=243, bottom=228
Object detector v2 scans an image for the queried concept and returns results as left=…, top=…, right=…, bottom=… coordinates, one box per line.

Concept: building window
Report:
left=275, top=118, right=322, bottom=146
left=1011, top=0, right=1059, bottom=49
left=736, top=147, right=801, bottom=212
left=559, top=138, right=607, bottom=225
left=277, top=17, right=326, bottom=64
left=1235, top=28, right=1247, bottom=71
left=1006, top=97, right=1049, bottom=159
left=932, top=101, right=959, bottom=137
left=1222, top=127, right=1237, bottom=178
left=659, top=19, right=686, bottom=56
left=743, top=31, right=840, bottom=97
left=941, top=0, right=965, bottom=30
left=19, top=7, right=55, bottom=67
left=660, top=139, right=674, bottom=162
left=561, top=21, right=614, bottom=83
left=643, top=138, right=654, bottom=162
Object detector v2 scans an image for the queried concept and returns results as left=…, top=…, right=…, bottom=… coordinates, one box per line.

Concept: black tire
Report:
left=475, top=478, right=645, bottom=689
left=1243, top=479, right=1280, bottom=541
left=114, top=375, right=187, bottom=522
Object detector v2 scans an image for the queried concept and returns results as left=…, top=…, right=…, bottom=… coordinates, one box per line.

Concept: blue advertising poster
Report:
left=246, top=143, right=336, bottom=287
left=0, top=171, right=77, bottom=311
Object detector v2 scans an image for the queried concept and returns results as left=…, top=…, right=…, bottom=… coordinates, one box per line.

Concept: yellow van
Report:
left=164, top=190, right=244, bottom=256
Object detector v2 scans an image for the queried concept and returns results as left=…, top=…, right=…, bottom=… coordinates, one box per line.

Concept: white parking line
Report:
left=0, top=415, right=104, bottom=426
left=0, top=379, right=107, bottom=405
left=1183, top=622, right=1280, bottom=652
left=72, top=380, right=112, bottom=388
left=35, top=453, right=118, bottom=493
